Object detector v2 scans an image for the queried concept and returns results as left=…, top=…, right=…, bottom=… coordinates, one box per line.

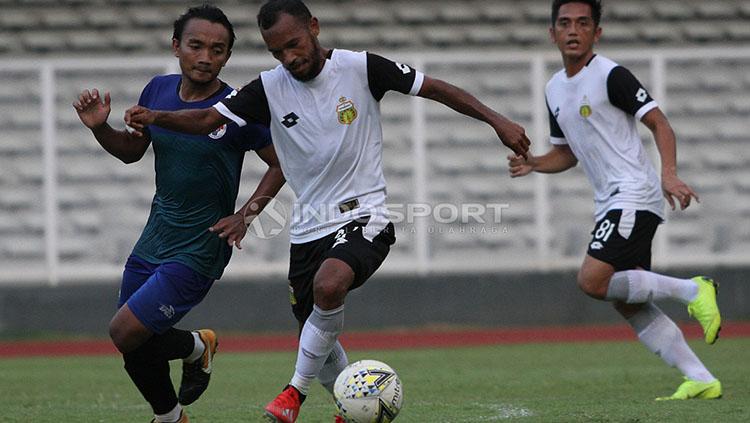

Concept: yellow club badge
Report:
left=337, top=96, right=358, bottom=125
left=579, top=95, right=592, bottom=118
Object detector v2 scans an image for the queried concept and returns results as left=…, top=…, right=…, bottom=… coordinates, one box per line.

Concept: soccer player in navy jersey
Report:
left=508, top=0, right=721, bottom=401
left=124, top=0, right=530, bottom=421
left=73, top=5, right=285, bottom=422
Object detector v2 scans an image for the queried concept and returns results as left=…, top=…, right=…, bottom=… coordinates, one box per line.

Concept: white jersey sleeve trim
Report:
left=635, top=100, right=658, bottom=121
left=213, top=102, right=247, bottom=127
left=550, top=136, right=567, bottom=145
left=409, top=71, right=425, bottom=96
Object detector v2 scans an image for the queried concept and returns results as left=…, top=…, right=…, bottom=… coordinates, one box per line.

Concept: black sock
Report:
left=123, top=352, right=177, bottom=414
left=128, top=328, right=195, bottom=363
left=122, top=328, right=195, bottom=414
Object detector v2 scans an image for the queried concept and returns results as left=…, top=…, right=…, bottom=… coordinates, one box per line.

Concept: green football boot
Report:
left=656, top=378, right=722, bottom=400
left=687, top=276, right=721, bottom=344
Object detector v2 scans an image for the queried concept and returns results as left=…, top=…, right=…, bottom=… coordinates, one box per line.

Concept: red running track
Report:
left=1, top=322, right=749, bottom=358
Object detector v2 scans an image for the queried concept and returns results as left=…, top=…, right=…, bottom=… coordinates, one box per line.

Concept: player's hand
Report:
left=209, top=212, right=249, bottom=249
left=495, top=118, right=531, bottom=159
left=507, top=153, right=534, bottom=177
left=662, top=174, right=700, bottom=210
left=73, top=89, right=111, bottom=129
left=124, top=105, right=155, bottom=137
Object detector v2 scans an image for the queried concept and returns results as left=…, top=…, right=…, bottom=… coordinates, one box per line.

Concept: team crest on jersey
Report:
left=208, top=124, right=227, bottom=139
left=579, top=96, right=592, bottom=118
left=336, top=96, right=358, bottom=125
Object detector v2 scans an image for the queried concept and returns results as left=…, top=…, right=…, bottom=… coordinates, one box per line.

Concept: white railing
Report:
left=2, top=47, right=749, bottom=285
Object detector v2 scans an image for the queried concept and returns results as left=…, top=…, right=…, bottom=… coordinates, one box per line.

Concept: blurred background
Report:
left=0, top=0, right=748, bottom=336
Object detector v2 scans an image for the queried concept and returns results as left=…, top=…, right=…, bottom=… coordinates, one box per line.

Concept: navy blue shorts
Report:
left=118, top=255, right=214, bottom=334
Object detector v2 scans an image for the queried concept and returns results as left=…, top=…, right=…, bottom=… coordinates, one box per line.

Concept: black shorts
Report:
left=587, top=209, right=662, bottom=271
left=287, top=217, right=396, bottom=324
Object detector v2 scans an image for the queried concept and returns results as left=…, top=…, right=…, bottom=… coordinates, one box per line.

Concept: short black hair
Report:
left=257, top=0, right=312, bottom=30
left=173, top=4, right=236, bottom=50
left=551, top=0, right=603, bottom=27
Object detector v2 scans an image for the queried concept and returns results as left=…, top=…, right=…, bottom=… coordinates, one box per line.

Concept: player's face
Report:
left=550, top=2, right=601, bottom=62
left=262, top=13, right=325, bottom=82
left=173, top=18, right=232, bottom=85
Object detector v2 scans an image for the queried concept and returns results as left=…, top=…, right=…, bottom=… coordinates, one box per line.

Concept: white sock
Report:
left=606, top=270, right=698, bottom=304
left=318, top=341, right=349, bottom=394
left=155, top=404, right=182, bottom=423
left=627, top=302, right=715, bottom=382
left=290, top=305, right=344, bottom=395
left=184, top=331, right=205, bottom=363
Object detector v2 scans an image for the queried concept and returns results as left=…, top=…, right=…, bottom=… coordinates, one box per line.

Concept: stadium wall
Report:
left=1, top=266, right=748, bottom=337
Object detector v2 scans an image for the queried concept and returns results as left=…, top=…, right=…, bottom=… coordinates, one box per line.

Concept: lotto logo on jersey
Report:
left=336, top=96, right=358, bottom=125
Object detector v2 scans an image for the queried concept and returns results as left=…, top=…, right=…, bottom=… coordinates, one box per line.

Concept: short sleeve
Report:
left=236, top=123, right=272, bottom=152
left=366, top=53, right=424, bottom=101
left=214, top=78, right=271, bottom=127
left=547, top=98, right=566, bottom=145
left=137, top=78, right=155, bottom=108
left=607, top=66, right=658, bottom=120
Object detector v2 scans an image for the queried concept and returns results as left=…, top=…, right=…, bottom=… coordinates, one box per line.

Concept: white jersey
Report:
left=545, top=54, right=664, bottom=221
left=215, top=49, right=424, bottom=243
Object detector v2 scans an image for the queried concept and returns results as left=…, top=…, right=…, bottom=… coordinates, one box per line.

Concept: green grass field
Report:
left=2, top=339, right=748, bottom=422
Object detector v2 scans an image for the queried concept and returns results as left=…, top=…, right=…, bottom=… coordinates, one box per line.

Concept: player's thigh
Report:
left=288, top=239, right=328, bottom=324
left=323, top=219, right=395, bottom=290
left=287, top=218, right=395, bottom=322
left=125, top=261, right=214, bottom=335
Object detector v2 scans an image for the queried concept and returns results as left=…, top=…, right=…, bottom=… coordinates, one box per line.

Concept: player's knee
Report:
left=108, top=319, right=141, bottom=353
left=576, top=273, right=607, bottom=300
left=313, top=279, right=348, bottom=306
left=109, top=321, right=130, bottom=353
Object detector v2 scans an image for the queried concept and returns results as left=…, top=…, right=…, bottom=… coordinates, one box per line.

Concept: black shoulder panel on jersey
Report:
left=607, top=66, right=654, bottom=116
left=220, top=77, right=271, bottom=126
left=367, top=52, right=418, bottom=101
left=547, top=98, right=565, bottom=138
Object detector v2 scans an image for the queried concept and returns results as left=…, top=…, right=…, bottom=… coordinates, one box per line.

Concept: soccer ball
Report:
left=333, top=359, right=403, bottom=423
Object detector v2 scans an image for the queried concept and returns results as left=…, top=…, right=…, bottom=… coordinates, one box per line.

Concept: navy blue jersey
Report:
left=132, top=74, right=272, bottom=279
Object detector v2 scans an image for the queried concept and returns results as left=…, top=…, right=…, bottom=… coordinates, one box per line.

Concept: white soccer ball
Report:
left=334, top=359, right=403, bottom=423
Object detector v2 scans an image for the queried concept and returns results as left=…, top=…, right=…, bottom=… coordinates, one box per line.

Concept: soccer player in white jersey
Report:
left=508, top=0, right=722, bottom=401
left=124, top=0, right=530, bottom=421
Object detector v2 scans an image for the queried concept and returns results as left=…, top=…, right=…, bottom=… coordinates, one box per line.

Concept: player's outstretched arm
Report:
left=73, top=88, right=149, bottom=164
left=417, top=76, right=531, bottom=158
left=124, top=105, right=228, bottom=137
left=507, top=144, right=577, bottom=177
left=209, top=144, right=286, bottom=249
left=641, top=108, right=699, bottom=210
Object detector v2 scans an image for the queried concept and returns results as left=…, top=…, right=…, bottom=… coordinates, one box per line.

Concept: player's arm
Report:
left=641, top=108, right=699, bottom=210
left=209, top=143, right=286, bottom=249
left=417, top=76, right=530, bottom=158
left=507, top=144, right=577, bottom=177
left=209, top=132, right=286, bottom=249
left=124, top=106, right=228, bottom=137
left=73, top=89, right=150, bottom=164
left=607, top=66, right=699, bottom=210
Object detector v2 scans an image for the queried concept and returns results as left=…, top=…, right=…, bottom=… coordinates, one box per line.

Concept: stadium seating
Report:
left=0, top=0, right=748, bottom=280
left=0, top=0, right=748, bottom=55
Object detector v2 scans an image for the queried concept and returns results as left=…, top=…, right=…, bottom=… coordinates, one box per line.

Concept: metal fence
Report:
left=1, top=47, right=748, bottom=285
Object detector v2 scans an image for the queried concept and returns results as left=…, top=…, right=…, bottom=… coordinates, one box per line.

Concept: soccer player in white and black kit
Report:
left=125, top=0, right=530, bottom=421
left=508, top=0, right=722, bottom=401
